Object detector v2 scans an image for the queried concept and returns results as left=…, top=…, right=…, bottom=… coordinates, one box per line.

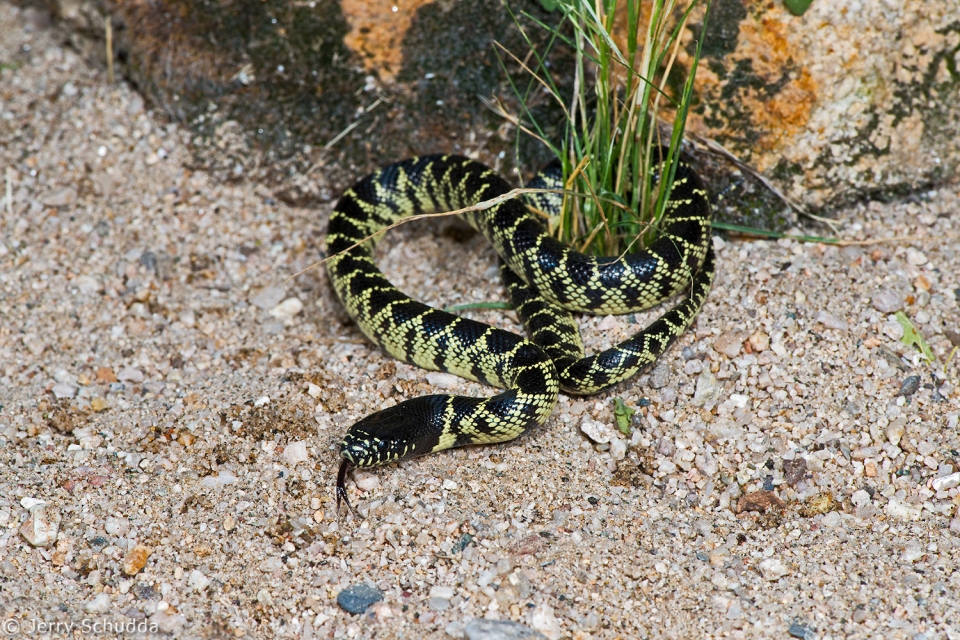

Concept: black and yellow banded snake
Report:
left=326, top=153, right=714, bottom=510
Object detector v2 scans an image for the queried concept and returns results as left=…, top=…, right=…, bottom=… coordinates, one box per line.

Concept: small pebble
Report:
left=872, top=289, right=902, bottom=313
left=714, top=331, right=746, bottom=358
left=122, top=544, right=152, bottom=575
left=188, top=569, right=211, bottom=592
left=580, top=417, right=614, bottom=444
left=886, top=422, right=905, bottom=446
left=281, top=441, right=310, bottom=465
left=428, top=596, right=450, bottom=611
left=906, top=248, right=928, bottom=265
left=85, top=593, right=112, bottom=614
left=692, top=370, right=722, bottom=406
left=649, top=362, right=671, bottom=388
left=117, top=367, right=144, bottom=383
left=821, top=511, right=840, bottom=527
left=354, top=472, right=380, bottom=491
left=464, top=619, right=546, bottom=640
left=426, top=372, right=461, bottom=389
left=268, top=297, right=304, bottom=319
left=51, top=382, right=77, bottom=399
left=788, top=621, right=816, bottom=640
left=932, top=472, right=960, bottom=491
left=759, top=557, right=789, bottom=581
left=19, top=505, right=60, bottom=548
left=900, top=375, right=920, bottom=396
left=430, top=585, right=455, bottom=599
left=44, top=186, right=77, bottom=207
left=747, top=330, right=770, bottom=352
left=249, top=285, right=287, bottom=310
left=336, top=583, right=383, bottom=614
left=886, top=499, right=922, bottom=521
left=814, top=311, right=849, bottom=331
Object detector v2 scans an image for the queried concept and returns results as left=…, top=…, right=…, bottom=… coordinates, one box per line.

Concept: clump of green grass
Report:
left=499, top=0, right=709, bottom=257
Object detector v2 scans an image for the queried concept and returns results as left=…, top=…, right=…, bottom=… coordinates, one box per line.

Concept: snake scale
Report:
left=326, top=153, right=715, bottom=510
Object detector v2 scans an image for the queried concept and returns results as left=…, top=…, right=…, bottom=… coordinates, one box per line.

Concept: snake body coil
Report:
left=326, top=154, right=714, bottom=507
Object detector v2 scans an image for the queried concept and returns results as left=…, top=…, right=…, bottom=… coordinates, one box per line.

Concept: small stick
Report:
left=105, top=16, right=114, bottom=84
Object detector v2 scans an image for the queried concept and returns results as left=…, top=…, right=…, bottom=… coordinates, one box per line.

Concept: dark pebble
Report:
left=133, top=583, right=161, bottom=601
left=783, top=458, right=807, bottom=487
left=900, top=375, right=920, bottom=396
left=452, top=533, right=473, bottom=554
left=788, top=621, right=816, bottom=640
left=336, top=583, right=383, bottom=614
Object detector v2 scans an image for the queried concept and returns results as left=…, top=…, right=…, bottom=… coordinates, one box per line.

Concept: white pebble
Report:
left=609, top=437, right=627, bottom=461
left=932, top=472, right=960, bottom=491
left=429, top=585, right=455, bottom=599
left=905, top=248, right=927, bottom=265
left=821, top=511, right=840, bottom=527
left=851, top=490, right=871, bottom=507
left=268, top=297, right=304, bottom=319
left=354, top=472, right=380, bottom=491
left=188, top=569, right=211, bottom=592
left=580, top=417, right=614, bottom=444
left=282, top=441, right=310, bottom=465
left=117, top=367, right=144, bottom=383
left=872, top=289, right=902, bottom=313
left=885, top=499, right=922, bottom=521
left=759, top=557, right=789, bottom=581
left=19, top=505, right=60, bottom=548
left=425, top=372, right=460, bottom=389
left=254, top=396, right=270, bottom=407
left=84, top=593, right=111, bottom=614
left=441, top=479, right=458, bottom=491
left=815, top=311, right=849, bottom=331
left=597, top=315, right=619, bottom=331
left=52, top=382, right=77, bottom=399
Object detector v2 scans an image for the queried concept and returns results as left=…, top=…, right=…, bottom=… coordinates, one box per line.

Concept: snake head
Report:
left=339, top=396, right=454, bottom=468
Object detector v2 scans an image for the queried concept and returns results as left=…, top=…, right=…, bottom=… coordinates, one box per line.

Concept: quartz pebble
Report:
left=692, top=370, right=722, bottom=406
left=281, top=440, right=310, bottom=465
left=268, top=297, right=304, bottom=319
left=464, top=619, right=546, bottom=640
left=872, top=289, right=902, bottom=313
left=426, top=372, right=461, bottom=389
left=649, top=362, right=671, bottom=388
left=85, top=593, right=112, bottom=614
left=580, top=417, right=614, bottom=444
left=814, top=311, right=849, bottom=331
left=19, top=506, right=59, bottom=548
left=188, top=569, right=211, bottom=592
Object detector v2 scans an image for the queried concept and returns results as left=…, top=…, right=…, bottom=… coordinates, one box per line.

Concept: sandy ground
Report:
left=2, top=5, right=960, bottom=639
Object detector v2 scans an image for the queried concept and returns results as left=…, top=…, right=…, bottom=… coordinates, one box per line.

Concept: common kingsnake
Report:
left=326, top=153, right=715, bottom=510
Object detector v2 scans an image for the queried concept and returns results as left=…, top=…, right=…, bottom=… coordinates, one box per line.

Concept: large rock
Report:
left=687, top=0, right=959, bottom=209
left=22, top=0, right=960, bottom=213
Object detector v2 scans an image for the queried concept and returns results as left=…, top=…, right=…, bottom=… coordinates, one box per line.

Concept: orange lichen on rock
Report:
left=690, top=10, right=819, bottom=167
left=341, top=0, right=435, bottom=80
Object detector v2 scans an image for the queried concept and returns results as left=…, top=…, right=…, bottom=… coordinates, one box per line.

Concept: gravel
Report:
left=1, top=5, right=959, bottom=639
